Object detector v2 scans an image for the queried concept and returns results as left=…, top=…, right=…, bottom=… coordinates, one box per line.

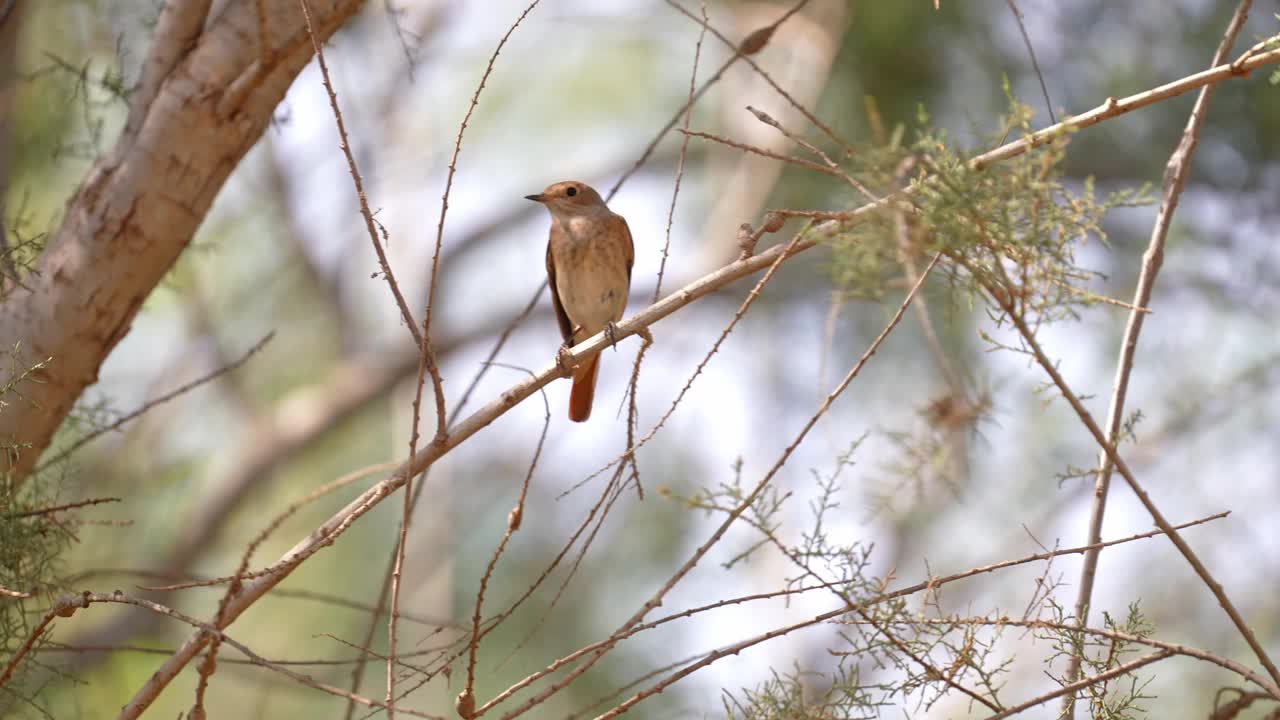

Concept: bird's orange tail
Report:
left=568, top=355, right=600, bottom=422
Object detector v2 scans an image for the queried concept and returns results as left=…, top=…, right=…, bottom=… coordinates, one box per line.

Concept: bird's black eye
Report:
left=566, top=186, right=578, bottom=197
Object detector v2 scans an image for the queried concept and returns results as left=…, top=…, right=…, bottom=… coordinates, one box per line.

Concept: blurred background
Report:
left=4, top=0, right=1280, bottom=717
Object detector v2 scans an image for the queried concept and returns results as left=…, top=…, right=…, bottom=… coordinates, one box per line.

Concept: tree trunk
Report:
left=0, top=0, right=366, bottom=484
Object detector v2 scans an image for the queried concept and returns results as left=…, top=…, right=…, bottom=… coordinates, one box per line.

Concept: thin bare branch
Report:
left=656, top=3, right=707, bottom=303
left=139, top=461, right=398, bottom=592
left=989, top=651, right=1173, bottom=719
left=8, top=496, right=120, bottom=518
left=478, top=511, right=1228, bottom=717
left=344, top=284, right=546, bottom=720
left=0, top=586, right=31, bottom=599
left=616, top=0, right=709, bottom=503
left=495, top=254, right=941, bottom=719
left=1064, top=3, right=1257, bottom=714
left=35, top=333, right=273, bottom=473
left=6, top=591, right=447, bottom=718
left=297, top=0, right=422, bottom=351
left=456, top=367, right=550, bottom=719
left=837, top=616, right=1280, bottom=697
left=972, top=36, right=1280, bottom=170
left=679, top=128, right=850, bottom=180
left=989, top=289, right=1280, bottom=690
left=605, top=0, right=812, bottom=202
left=1004, top=0, right=1055, bottom=124
left=747, top=105, right=879, bottom=203
left=665, top=0, right=854, bottom=156
left=392, top=5, right=542, bottom=713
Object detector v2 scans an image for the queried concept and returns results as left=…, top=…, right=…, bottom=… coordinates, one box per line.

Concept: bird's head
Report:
left=525, top=181, right=608, bottom=220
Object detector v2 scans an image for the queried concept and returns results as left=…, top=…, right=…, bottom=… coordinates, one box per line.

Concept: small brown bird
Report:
left=526, top=181, right=634, bottom=422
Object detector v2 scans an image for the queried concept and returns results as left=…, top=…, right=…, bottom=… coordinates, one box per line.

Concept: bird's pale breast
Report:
left=551, top=213, right=631, bottom=344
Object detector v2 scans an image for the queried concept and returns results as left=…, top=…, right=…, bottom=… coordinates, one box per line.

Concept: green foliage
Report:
left=677, top=457, right=790, bottom=570
left=21, top=50, right=129, bottom=163
left=1040, top=600, right=1158, bottom=720
left=0, top=353, right=71, bottom=715
left=0, top=485, right=68, bottom=713
left=1086, top=605, right=1158, bottom=720
left=0, top=345, right=51, bottom=444
left=0, top=195, right=49, bottom=294
left=687, top=441, right=1026, bottom=716
left=722, top=662, right=887, bottom=720
left=826, top=98, right=1149, bottom=326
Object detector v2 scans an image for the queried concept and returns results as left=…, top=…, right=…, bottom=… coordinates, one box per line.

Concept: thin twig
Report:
left=1063, top=3, right=1255, bottom=715
left=679, top=128, right=850, bottom=180
left=415, top=0, right=544, bottom=441
left=987, top=651, right=1173, bottom=719
left=1004, top=0, right=1055, bottom=124
left=297, top=0, right=421, bottom=350
left=8, top=496, right=120, bottom=518
left=587, top=529, right=1179, bottom=720
left=571, top=650, right=712, bottom=718
left=381, top=459, right=639, bottom=711
left=344, top=282, right=544, bottom=720
left=391, top=5, right=542, bottom=713
left=444, top=511, right=1229, bottom=717
left=732, top=457, right=1003, bottom=712
left=988, top=288, right=1280, bottom=690
left=139, top=461, right=399, bottom=592
left=38, top=640, right=448, bottom=665
left=747, top=105, right=879, bottom=203
left=605, top=0, right=812, bottom=202
left=34, top=333, right=273, bottom=473
left=476, top=234, right=820, bottom=716
left=617, top=0, right=708, bottom=502
left=560, top=222, right=818, bottom=504
left=664, top=0, right=855, bottom=157
left=456, top=366, right=550, bottom=719
left=496, top=255, right=941, bottom=719
left=971, top=37, right=1280, bottom=170
left=655, top=2, right=706, bottom=303
left=892, top=157, right=964, bottom=396
left=836, top=616, right=1280, bottom=697
left=4, top=591, right=447, bottom=718
left=592, top=624, right=1170, bottom=720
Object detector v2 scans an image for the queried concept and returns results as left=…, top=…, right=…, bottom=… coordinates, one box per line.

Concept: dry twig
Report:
left=1063, top=3, right=1259, bottom=714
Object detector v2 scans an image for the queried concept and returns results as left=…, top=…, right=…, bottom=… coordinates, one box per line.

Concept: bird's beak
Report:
left=524, top=193, right=545, bottom=202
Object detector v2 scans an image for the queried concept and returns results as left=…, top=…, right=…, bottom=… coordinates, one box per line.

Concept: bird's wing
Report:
left=616, top=214, right=635, bottom=286
left=545, top=225, right=574, bottom=343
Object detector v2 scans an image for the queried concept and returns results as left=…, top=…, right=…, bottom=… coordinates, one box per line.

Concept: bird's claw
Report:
left=556, top=344, right=575, bottom=373
left=604, top=321, right=621, bottom=349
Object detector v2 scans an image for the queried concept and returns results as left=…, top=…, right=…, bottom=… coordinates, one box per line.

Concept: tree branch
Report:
left=1063, top=3, right=1256, bottom=714
left=0, top=0, right=366, bottom=484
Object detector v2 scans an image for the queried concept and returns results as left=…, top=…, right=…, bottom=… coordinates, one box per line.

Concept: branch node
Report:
left=455, top=689, right=476, bottom=719
left=761, top=211, right=786, bottom=235
left=737, top=25, right=775, bottom=57
left=736, top=223, right=757, bottom=259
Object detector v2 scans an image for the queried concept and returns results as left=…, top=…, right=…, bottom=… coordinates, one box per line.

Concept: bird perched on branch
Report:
left=526, top=181, right=634, bottom=422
